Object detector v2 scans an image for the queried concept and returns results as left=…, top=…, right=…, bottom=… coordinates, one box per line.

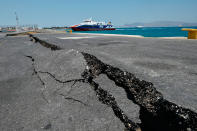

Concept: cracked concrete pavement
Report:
left=0, top=33, right=197, bottom=130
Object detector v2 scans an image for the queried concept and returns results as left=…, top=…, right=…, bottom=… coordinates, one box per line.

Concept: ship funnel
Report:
left=107, top=21, right=112, bottom=25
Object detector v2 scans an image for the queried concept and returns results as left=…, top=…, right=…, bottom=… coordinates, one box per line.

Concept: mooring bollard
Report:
left=65, top=30, right=72, bottom=34
left=182, top=28, right=197, bottom=39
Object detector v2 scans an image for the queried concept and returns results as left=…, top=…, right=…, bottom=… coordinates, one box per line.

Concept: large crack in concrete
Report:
left=81, top=69, right=141, bottom=131
left=81, top=52, right=197, bottom=131
left=28, top=34, right=62, bottom=51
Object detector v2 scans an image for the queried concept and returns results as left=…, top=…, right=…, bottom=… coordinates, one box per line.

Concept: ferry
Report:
left=71, top=18, right=116, bottom=31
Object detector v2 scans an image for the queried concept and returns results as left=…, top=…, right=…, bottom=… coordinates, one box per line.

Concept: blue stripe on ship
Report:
left=78, top=25, right=108, bottom=29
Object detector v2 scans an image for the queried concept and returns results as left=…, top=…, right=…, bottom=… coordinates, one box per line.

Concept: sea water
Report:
left=73, top=27, right=197, bottom=37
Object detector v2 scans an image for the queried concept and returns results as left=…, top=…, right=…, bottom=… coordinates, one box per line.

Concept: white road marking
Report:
left=57, top=36, right=96, bottom=39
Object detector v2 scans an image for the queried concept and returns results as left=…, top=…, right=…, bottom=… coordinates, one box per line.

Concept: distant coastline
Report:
left=120, top=21, right=197, bottom=28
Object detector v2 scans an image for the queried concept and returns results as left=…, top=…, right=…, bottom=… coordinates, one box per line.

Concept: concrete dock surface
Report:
left=0, top=33, right=197, bottom=130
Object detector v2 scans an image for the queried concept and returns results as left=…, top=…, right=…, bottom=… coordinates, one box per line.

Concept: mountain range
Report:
left=121, top=21, right=197, bottom=27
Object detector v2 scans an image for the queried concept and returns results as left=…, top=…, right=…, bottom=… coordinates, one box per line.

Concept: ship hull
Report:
left=71, top=27, right=116, bottom=31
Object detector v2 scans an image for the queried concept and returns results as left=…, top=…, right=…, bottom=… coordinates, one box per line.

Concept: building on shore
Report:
left=0, top=24, right=38, bottom=32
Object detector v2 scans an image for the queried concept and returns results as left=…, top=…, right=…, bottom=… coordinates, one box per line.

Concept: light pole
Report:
left=15, top=12, right=20, bottom=32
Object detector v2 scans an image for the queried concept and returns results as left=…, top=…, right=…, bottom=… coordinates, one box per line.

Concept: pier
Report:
left=0, top=33, right=197, bottom=130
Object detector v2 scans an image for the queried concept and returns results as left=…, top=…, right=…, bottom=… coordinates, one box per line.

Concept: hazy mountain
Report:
left=121, top=21, right=197, bottom=27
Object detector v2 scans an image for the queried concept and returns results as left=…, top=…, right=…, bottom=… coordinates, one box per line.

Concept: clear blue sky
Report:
left=0, top=0, right=197, bottom=27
